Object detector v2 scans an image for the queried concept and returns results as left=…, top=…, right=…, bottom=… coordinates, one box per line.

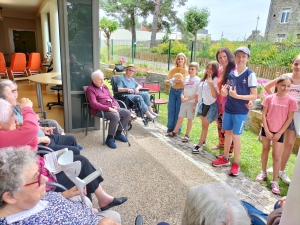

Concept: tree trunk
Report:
left=194, top=33, right=197, bottom=62
left=107, top=38, right=110, bottom=61
left=130, top=13, right=136, bottom=42
left=150, top=0, right=160, bottom=48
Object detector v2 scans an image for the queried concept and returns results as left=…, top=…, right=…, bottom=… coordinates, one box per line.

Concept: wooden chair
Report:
left=0, top=52, right=8, bottom=79
left=142, top=81, right=168, bottom=113
left=7, top=53, right=28, bottom=81
left=26, top=52, right=42, bottom=75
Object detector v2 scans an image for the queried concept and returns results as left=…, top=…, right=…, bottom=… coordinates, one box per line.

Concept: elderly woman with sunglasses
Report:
left=0, top=147, right=121, bottom=225
left=0, top=98, right=127, bottom=213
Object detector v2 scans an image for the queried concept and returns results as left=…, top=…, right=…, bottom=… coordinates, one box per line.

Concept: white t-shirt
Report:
left=198, top=77, right=219, bottom=105
left=183, top=75, right=201, bottom=103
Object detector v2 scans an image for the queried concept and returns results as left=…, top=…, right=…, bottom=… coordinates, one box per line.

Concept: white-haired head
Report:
left=181, top=182, right=251, bottom=225
left=91, top=69, right=104, bottom=80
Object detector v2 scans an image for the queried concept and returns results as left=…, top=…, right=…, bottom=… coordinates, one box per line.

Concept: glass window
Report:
left=67, top=1, right=93, bottom=91
left=276, top=34, right=286, bottom=42
left=280, top=9, right=290, bottom=23
left=67, top=0, right=94, bottom=129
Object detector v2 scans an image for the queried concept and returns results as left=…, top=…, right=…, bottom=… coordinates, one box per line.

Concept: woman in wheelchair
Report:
left=117, top=64, right=159, bottom=120
left=0, top=98, right=127, bottom=213
left=0, top=147, right=121, bottom=225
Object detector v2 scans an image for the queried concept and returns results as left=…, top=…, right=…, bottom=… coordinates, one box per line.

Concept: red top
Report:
left=86, top=83, right=118, bottom=115
left=0, top=107, right=39, bottom=150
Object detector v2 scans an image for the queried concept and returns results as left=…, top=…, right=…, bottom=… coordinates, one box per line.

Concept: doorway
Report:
left=13, top=30, right=37, bottom=59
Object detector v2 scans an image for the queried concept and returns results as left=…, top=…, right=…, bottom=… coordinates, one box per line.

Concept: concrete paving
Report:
left=73, top=118, right=280, bottom=225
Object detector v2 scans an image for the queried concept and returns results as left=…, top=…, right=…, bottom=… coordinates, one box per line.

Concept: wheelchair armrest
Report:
left=249, top=213, right=267, bottom=224
left=46, top=182, right=68, bottom=191
left=139, top=88, right=149, bottom=92
left=37, top=145, right=54, bottom=155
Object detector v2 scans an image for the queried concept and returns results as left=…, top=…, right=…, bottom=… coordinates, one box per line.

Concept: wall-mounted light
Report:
left=0, top=7, right=4, bottom=21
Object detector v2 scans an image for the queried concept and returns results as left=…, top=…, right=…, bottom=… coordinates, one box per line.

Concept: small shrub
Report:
left=151, top=40, right=188, bottom=56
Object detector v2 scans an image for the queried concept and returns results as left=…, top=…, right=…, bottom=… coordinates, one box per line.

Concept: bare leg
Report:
left=272, top=141, right=283, bottom=182
left=185, top=119, right=193, bottom=136
left=261, top=136, right=271, bottom=172
left=223, top=130, right=233, bottom=158
left=232, top=134, right=241, bottom=163
left=172, top=117, right=184, bottom=133
left=280, top=129, right=296, bottom=171
left=197, top=116, right=209, bottom=146
left=94, top=185, right=114, bottom=208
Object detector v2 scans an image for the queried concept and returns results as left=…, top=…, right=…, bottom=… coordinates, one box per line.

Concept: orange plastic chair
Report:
left=7, top=53, right=28, bottom=81
left=26, top=52, right=42, bottom=75
left=142, top=81, right=168, bottom=113
left=0, top=52, right=7, bottom=78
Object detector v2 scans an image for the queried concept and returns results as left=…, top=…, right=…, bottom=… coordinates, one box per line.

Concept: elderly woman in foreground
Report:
left=0, top=98, right=127, bottom=212
left=0, top=147, right=121, bottom=225
left=181, top=183, right=251, bottom=225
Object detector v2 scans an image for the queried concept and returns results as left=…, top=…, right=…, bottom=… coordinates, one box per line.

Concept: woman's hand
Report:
left=207, top=76, right=213, bottom=84
left=278, top=196, right=287, bottom=208
left=62, top=186, right=86, bottom=199
left=19, top=98, right=33, bottom=108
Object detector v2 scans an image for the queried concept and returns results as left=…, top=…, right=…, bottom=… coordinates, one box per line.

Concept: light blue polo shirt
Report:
left=117, top=75, right=139, bottom=90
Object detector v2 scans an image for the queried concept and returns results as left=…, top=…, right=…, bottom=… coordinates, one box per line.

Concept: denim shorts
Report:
left=196, top=101, right=218, bottom=123
left=288, top=119, right=295, bottom=131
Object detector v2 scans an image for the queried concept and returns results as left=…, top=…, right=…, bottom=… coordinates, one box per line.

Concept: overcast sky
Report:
left=100, top=0, right=271, bottom=41
left=181, top=0, right=271, bottom=40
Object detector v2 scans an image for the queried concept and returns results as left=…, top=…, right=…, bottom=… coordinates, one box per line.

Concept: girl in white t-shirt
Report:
left=192, top=61, right=219, bottom=154
left=256, top=74, right=297, bottom=194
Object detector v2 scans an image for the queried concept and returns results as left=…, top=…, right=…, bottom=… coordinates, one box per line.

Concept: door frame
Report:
left=9, top=29, right=37, bottom=56
left=58, top=0, right=100, bottom=132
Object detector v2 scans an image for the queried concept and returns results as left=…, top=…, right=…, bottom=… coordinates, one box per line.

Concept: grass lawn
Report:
left=153, top=92, right=296, bottom=196
left=104, top=80, right=296, bottom=196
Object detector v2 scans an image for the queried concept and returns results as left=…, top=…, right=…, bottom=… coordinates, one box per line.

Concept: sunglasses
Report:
left=24, top=165, right=43, bottom=187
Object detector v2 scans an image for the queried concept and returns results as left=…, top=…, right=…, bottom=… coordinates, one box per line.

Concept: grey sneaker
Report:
left=279, top=171, right=291, bottom=185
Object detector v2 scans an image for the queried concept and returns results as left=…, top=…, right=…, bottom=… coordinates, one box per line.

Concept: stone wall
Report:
left=265, top=0, right=300, bottom=41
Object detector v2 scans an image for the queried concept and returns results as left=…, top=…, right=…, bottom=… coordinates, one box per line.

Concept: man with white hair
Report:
left=86, top=69, right=131, bottom=149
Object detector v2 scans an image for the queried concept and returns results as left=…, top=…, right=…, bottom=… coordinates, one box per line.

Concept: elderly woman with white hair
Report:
left=181, top=182, right=251, bottom=225
left=0, top=98, right=127, bottom=212
left=86, top=69, right=131, bottom=149
left=0, top=146, right=121, bottom=225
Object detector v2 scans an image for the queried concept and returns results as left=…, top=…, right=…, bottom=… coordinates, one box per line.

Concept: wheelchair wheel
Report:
left=127, top=121, right=132, bottom=131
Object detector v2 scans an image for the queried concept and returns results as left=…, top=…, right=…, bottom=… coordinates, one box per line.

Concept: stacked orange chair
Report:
left=7, top=53, right=28, bottom=81
left=0, top=52, right=7, bottom=79
left=26, top=52, right=42, bottom=75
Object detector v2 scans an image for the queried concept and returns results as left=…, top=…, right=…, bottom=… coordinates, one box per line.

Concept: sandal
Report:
left=165, top=131, right=177, bottom=137
left=212, top=143, right=224, bottom=150
left=182, top=135, right=189, bottom=143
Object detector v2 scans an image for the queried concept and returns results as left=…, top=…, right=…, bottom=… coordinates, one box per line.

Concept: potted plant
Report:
left=253, top=78, right=268, bottom=110
left=134, top=68, right=150, bottom=85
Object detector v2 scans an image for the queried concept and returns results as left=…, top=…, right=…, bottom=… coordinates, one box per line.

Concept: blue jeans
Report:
left=167, top=88, right=182, bottom=131
left=128, top=92, right=151, bottom=114
left=241, top=200, right=280, bottom=225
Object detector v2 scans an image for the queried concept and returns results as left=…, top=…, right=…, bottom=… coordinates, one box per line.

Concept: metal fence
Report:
left=100, top=39, right=298, bottom=79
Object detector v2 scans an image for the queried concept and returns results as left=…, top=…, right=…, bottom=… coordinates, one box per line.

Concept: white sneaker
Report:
left=279, top=171, right=291, bottom=185
left=266, top=167, right=273, bottom=173
left=147, top=114, right=157, bottom=120
left=152, top=112, right=161, bottom=118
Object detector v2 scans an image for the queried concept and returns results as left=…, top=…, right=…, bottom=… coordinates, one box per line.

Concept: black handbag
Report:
left=114, top=65, right=125, bottom=72
left=200, top=103, right=210, bottom=117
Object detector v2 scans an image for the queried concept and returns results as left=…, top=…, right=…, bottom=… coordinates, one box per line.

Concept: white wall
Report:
left=100, top=28, right=209, bottom=41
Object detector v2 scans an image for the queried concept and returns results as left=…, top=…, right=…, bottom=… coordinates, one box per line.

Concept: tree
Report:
left=184, top=6, right=210, bottom=61
left=100, top=0, right=187, bottom=43
left=99, top=17, right=118, bottom=61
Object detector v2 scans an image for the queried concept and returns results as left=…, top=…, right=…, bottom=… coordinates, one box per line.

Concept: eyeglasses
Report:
left=11, top=89, right=19, bottom=93
left=24, top=166, right=43, bottom=187
left=128, top=69, right=135, bottom=73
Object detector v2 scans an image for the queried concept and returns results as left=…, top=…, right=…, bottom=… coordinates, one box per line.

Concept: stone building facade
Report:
left=265, top=0, right=300, bottom=42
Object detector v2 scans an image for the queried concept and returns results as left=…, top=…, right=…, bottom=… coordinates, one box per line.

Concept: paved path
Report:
left=73, top=119, right=280, bottom=225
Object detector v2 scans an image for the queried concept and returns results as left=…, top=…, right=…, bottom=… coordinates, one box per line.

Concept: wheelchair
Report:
left=111, top=75, right=154, bottom=126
